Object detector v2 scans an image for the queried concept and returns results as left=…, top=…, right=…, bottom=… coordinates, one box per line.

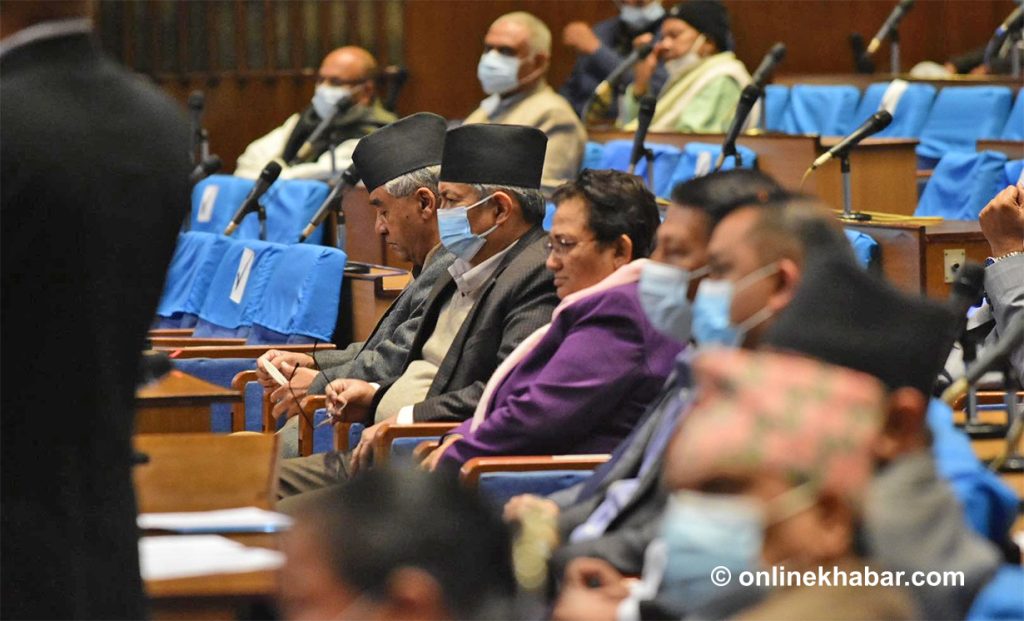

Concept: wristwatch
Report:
left=984, top=250, right=1024, bottom=267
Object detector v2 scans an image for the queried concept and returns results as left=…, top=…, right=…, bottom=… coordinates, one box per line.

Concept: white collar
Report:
left=448, top=240, right=518, bottom=297
left=0, top=18, right=92, bottom=60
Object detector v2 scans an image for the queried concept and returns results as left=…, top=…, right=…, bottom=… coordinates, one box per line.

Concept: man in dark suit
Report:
left=0, top=2, right=191, bottom=618
left=277, top=123, right=558, bottom=498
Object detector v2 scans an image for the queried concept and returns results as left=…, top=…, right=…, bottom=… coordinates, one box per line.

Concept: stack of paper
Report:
left=138, top=507, right=293, bottom=533
left=140, top=535, right=284, bottom=581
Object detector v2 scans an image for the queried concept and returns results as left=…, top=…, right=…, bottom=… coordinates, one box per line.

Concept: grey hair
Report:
left=471, top=183, right=546, bottom=225
left=383, top=165, right=441, bottom=198
left=493, top=12, right=552, bottom=56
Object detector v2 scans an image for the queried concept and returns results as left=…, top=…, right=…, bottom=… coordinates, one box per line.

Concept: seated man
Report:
left=280, top=468, right=515, bottom=620
left=979, top=183, right=1024, bottom=387
left=621, top=0, right=754, bottom=133
left=559, top=0, right=668, bottom=118
left=420, top=169, right=681, bottom=470
left=235, top=46, right=396, bottom=180
left=464, top=12, right=587, bottom=196
left=278, top=123, right=559, bottom=496
left=254, top=113, right=454, bottom=455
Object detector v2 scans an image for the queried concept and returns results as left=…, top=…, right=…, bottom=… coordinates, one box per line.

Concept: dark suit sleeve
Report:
left=411, top=263, right=559, bottom=423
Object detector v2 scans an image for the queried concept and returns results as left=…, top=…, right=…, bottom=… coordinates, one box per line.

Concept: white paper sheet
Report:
left=140, top=535, right=284, bottom=581
left=138, top=507, right=293, bottom=533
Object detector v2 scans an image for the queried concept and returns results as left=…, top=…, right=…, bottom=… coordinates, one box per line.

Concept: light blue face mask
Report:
left=659, top=490, right=764, bottom=612
left=477, top=50, right=520, bottom=96
left=437, top=193, right=499, bottom=261
left=620, top=1, right=665, bottom=30
left=691, top=263, right=779, bottom=348
left=311, top=84, right=353, bottom=120
left=638, top=261, right=707, bottom=343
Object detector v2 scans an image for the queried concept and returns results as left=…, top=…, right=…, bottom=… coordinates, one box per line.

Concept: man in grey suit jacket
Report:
left=978, top=184, right=1024, bottom=387
left=258, top=114, right=454, bottom=434
left=278, top=123, right=559, bottom=497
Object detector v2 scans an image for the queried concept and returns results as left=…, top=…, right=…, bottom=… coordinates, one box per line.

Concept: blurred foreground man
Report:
left=1, top=1, right=191, bottom=617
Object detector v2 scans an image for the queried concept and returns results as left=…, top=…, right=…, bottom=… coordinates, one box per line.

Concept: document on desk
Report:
left=138, top=507, right=293, bottom=533
left=140, top=535, right=284, bottom=581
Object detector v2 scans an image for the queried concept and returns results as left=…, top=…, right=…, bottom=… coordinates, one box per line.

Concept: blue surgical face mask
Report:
left=437, top=194, right=499, bottom=261
left=311, top=84, right=353, bottom=120
left=691, top=262, right=779, bottom=348
left=659, top=490, right=764, bottom=612
left=620, top=1, right=665, bottom=30
left=477, top=50, right=521, bottom=96
left=638, top=262, right=707, bottom=342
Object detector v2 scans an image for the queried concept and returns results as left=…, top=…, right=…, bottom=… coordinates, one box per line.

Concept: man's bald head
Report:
left=317, top=46, right=379, bottom=105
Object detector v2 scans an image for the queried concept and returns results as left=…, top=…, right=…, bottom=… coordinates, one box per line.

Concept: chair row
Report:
left=154, top=231, right=347, bottom=345
left=190, top=174, right=332, bottom=245
left=763, top=83, right=1022, bottom=166
left=917, top=152, right=1023, bottom=220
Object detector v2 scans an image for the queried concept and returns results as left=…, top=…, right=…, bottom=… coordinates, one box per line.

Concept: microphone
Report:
left=949, top=262, right=987, bottom=318
left=224, top=161, right=282, bottom=236
left=984, top=4, right=1024, bottom=66
left=594, top=42, right=656, bottom=102
left=295, top=95, right=355, bottom=162
left=750, top=42, right=787, bottom=90
left=942, top=312, right=1024, bottom=406
left=715, top=84, right=761, bottom=172
left=866, top=0, right=915, bottom=55
left=188, top=154, right=223, bottom=186
left=808, top=110, right=893, bottom=171
left=298, top=164, right=360, bottom=243
left=628, top=94, right=657, bottom=174
left=849, top=33, right=876, bottom=73
left=188, top=90, right=204, bottom=163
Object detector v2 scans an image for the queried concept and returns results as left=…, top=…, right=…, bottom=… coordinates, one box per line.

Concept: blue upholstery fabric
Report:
left=243, top=381, right=264, bottom=432
left=1004, top=159, right=1023, bottom=186
left=849, top=82, right=936, bottom=138
left=349, top=423, right=365, bottom=451
left=843, top=229, right=878, bottom=269
left=999, top=90, right=1024, bottom=141
left=543, top=202, right=556, bottom=231
left=598, top=140, right=683, bottom=198
left=763, top=84, right=789, bottom=132
left=667, top=142, right=757, bottom=192
left=916, top=151, right=1009, bottom=220
left=248, top=244, right=347, bottom=344
left=311, top=408, right=334, bottom=455
left=967, top=565, right=1024, bottom=621
left=477, top=471, right=595, bottom=508
left=155, top=233, right=232, bottom=327
left=172, top=358, right=254, bottom=433
left=581, top=141, right=606, bottom=171
left=391, top=436, right=439, bottom=462
left=190, top=176, right=331, bottom=244
left=917, top=86, right=1014, bottom=163
left=192, top=239, right=285, bottom=338
left=190, top=175, right=255, bottom=236
left=778, top=84, right=860, bottom=136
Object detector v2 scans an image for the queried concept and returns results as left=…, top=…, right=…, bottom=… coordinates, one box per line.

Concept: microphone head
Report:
left=899, top=0, right=915, bottom=10
left=739, top=83, right=762, bottom=103
left=872, top=109, right=894, bottom=130
left=638, top=94, right=657, bottom=117
left=259, top=161, right=283, bottom=184
left=951, top=262, right=986, bottom=307
left=188, top=90, right=204, bottom=111
left=202, top=155, right=223, bottom=175
left=769, top=42, right=787, bottom=61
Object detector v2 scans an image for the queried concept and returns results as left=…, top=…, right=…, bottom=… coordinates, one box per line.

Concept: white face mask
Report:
left=311, top=84, right=354, bottom=119
left=477, top=50, right=521, bottom=96
left=664, top=34, right=706, bottom=77
left=620, top=1, right=665, bottom=30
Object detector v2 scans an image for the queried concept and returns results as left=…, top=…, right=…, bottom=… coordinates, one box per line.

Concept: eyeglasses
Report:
left=545, top=236, right=595, bottom=257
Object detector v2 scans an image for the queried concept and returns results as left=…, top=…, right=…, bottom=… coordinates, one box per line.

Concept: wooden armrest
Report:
left=413, top=439, right=440, bottom=462
left=296, top=395, right=328, bottom=456
left=951, top=391, right=1024, bottom=411
left=460, top=454, right=611, bottom=488
left=371, top=423, right=460, bottom=466
left=149, top=337, right=248, bottom=348
left=915, top=169, right=934, bottom=180
left=157, top=343, right=336, bottom=359
left=229, top=370, right=267, bottom=433
left=148, top=328, right=195, bottom=337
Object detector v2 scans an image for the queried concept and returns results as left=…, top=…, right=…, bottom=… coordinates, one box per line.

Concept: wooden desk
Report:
left=774, top=73, right=1024, bottom=92
left=136, top=370, right=240, bottom=434
left=845, top=220, right=989, bottom=299
left=328, top=186, right=413, bottom=271
left=145, top=533, right=279, bottom=621
left=337, top=265, right=411, bottom=344
left=586, top=130, right=919, bottom=215
left=977, top=139, right=1024, bottom=160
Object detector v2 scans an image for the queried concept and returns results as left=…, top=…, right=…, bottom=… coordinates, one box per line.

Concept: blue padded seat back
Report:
left=999, top=90, right=1024, bottom=140
left=190, top=175, right=255, bottom=235
left=248, top=244, right=347, bottom=344
left=850, top=82, right=936, bottom=138
left=543, top=202, right=556, bottom=231
left=155, top=232, right=232, bottom=327
left=243, top=381, right=264, bottom=432
left=193, top=239, right=285, bottom=338
left=581, top=141, right=606, bottom=171
left=598, top=140, right=683, bottom=198
left=917, top=86, right=1013, bottom=162
left=778, top=85, right=860, bottom=135
left=916, top=151, right=1009, bottom=220
left=1005, top=159, right=1024, bottom=186
left=668, top=142, right=757, bottom=192
left=391, top=437, right=439, bottom=463
left=843, top=229, right=878, bottom=269
left=763, top=84, right=789, bottom=132
left=478, top=471, right=594, bottom=508
left=966, top=565, right=1024, bottom=621
left=252, top=179, right=331, bottom=244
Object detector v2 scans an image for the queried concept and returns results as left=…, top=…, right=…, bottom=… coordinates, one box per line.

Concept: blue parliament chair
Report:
left=191, top=238, right=285, bottom=339
left=999, top=90, right=1024, bottom=141
left=777, top=84, right=861, bottom=136
left=849, top=81, right=936, bottom=138
left=966, top=565, right=1024, bottom=621
left=1005, top=159, right=1023, bottom=186
left=916, top=86, right=1014, bottom=167
left=916, top=151, right=1009, bottom=220
left=667, top=142, right=758, bottom=192
left=581, top=141, right=606, bottom=171
left=153, top=232, right=232, bottom=329
left=762, top=84, right=789, bottom=132
left=598, top=139, right=684, bottom=198
left=460, top=455, right=612, bottom=509
left=843, top=229, right=879, bottom=270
